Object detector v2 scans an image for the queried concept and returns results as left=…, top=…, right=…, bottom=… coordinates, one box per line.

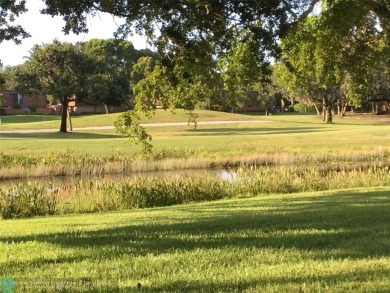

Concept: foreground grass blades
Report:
left=1, top=187, right=390, bottom=292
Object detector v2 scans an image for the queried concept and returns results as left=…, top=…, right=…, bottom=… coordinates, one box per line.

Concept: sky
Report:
left=0, top=0, right=149, bottom=67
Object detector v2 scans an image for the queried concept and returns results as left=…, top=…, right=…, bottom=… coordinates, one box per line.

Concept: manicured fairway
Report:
left=0, top=109, right=266, bottom=130
left=1, top=111, right=389, bottom=156
left=1, top=187, right=390, bottom=292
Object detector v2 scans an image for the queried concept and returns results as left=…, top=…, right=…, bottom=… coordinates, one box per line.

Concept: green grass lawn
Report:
left=1, top=111, right=389, bottom=292
left=1, top=111, right=389, bottom=156
left=1, top=187, right=389, bottom=292
left=0, top=109, right=268, bottom=130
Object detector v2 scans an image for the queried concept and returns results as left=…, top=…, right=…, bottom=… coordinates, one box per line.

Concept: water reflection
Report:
left=219, top=170, right=240, bottom=182
left=1, top=169, right=239, bottom=188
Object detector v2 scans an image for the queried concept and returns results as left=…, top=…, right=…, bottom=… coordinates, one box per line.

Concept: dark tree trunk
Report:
left=322, top=96, right=333, bottom=123
left=60, top=100, right=68, bottom=133
left=326, top=106, right=333, bottom=123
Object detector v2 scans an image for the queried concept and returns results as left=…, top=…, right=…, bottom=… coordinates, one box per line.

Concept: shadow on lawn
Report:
left=143, top=267, right=390, bottom=293
left=2, top=189, right=390, bottom=291
left=3, top=190, right=390, bottom=258
left=181, top=126, right=332, bottom=137
left=0, top=132, right=119, bottom=139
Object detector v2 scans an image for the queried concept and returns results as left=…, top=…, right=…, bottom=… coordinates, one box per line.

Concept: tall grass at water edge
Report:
left=0, top=147, right=388, bottom=180
left=1, top=165, right=389, bottom=219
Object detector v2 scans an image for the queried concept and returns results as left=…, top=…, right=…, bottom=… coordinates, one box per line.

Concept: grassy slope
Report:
left=1, top=187, right=389, bottom=292
left=0, top=109, right=266, bottom=130
left=0, top=110, right=388, bottom=129
left=1, top=112, right=389, bottom=156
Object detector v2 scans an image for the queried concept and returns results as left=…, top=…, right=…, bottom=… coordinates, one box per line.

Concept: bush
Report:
left=293, top=103, right=317, bottom=114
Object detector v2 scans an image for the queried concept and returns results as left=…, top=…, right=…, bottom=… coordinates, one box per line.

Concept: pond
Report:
left=0, top=168, right=241, bottom=189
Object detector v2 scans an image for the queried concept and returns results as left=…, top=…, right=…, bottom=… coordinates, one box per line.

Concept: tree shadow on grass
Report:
left=140, top=267, right=390, bottom=293
left=2, top=190, right=390, bottom=258
left=181, top=126, right=333, bottom=137
left=2, top=189, right=390, bottom=292
left=0, top=132, right=120, bottom=140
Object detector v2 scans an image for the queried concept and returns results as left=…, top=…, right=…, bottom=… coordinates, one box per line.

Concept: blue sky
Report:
left=0, top=0, right=148, bottom=67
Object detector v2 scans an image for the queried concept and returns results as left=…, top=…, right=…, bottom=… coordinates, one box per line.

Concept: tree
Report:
left=82, top=39, right=138, bottom=113
left=39, top=1, right=318, bottom=96
left=0, top=64, right=21, bottom=90
left=217, top=31, right=270, bottom=112
left=0, top=0, right=30, bottom=44
left=275, top=0, right=387, bottom=122
left=36, top=1, right=388, bottom=117
left=0, top=63, right=4, bottom=88
left=0, top=0, right=30, bottom=66
left=15, top=40, right=90, bottom=132
left=4, top=1, right=388, bottom=118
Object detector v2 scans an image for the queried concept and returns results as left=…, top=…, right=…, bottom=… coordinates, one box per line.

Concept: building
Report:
left=0, top=90, right=47, bottom=108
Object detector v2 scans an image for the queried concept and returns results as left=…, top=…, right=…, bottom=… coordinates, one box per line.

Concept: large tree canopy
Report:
left=38, top=1, right=390, bottom=56
left=39, top=0, right=320, bottom=62
left=0, top=0, right=30, bottom=44
left=2, top=1, right=389, bottom=47
left=2, top=0, right=389, bottom=127
left=82, top=38, right=137, bottom=112
left=37, top=1, right=389, bottom=105
left=15, top=40, right=91, bottom=132
left=274, top=0, right=389, bottom=121
left=2, top=1, right=389, bottom=66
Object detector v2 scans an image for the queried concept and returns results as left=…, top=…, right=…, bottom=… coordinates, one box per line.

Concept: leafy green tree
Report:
left=15, top=40, right=90, bottom=132
left=38, top=0, right=388, bottom=69
left=114, top=110, right=152, bottom=155
left=0, top=0, right=30, bottom=44
left=0, top=64, right=21, bottom=90
left=217, top=31, right=270, bottom=111
left=5, top=1, right=388, bottom=118
left=82, top=39, right=138, bottom=113
left=276, top=0, right=386, bottom=122
left=0, top=0, right=30, bottom=66
left=130, top=56, right=157, bottom=86
left=38, top=1, right=320, bottom=111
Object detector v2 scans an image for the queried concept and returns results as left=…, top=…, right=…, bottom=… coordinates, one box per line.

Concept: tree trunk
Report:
left=60, top=100, right=68, bottom=133
left=103, top=103, right=109, bottom=114
left=326, top=106, right=333, bottom=123
left=339, top=104, right=346, bottom=117
left=322, top=97, right=326, bottom=121
left=322, top=96, right=333, bottom=123
left=313, top=103, right=320, bottom=115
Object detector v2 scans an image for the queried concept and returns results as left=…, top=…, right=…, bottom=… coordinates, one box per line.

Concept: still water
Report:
left=0, top=169, right=240, bottom=188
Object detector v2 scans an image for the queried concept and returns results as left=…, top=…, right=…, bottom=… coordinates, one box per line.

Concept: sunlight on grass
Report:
left=1, top=114, right=389, bottom=156
left=0, top=109, right=270, bottom=130
left=1, top=188, right=389, bottom=292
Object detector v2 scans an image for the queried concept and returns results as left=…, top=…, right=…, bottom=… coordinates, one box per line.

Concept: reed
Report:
left=1, top=165, right=389, bottom=219
left=1, top=148, right=388, bottom=180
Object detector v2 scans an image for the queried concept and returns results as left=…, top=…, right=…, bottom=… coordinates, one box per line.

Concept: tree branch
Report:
left=358, top=0, right=390, bottom=20
left=298, top=0, right=320, bottom=22
left=280, top=0, right=320, bottom=23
